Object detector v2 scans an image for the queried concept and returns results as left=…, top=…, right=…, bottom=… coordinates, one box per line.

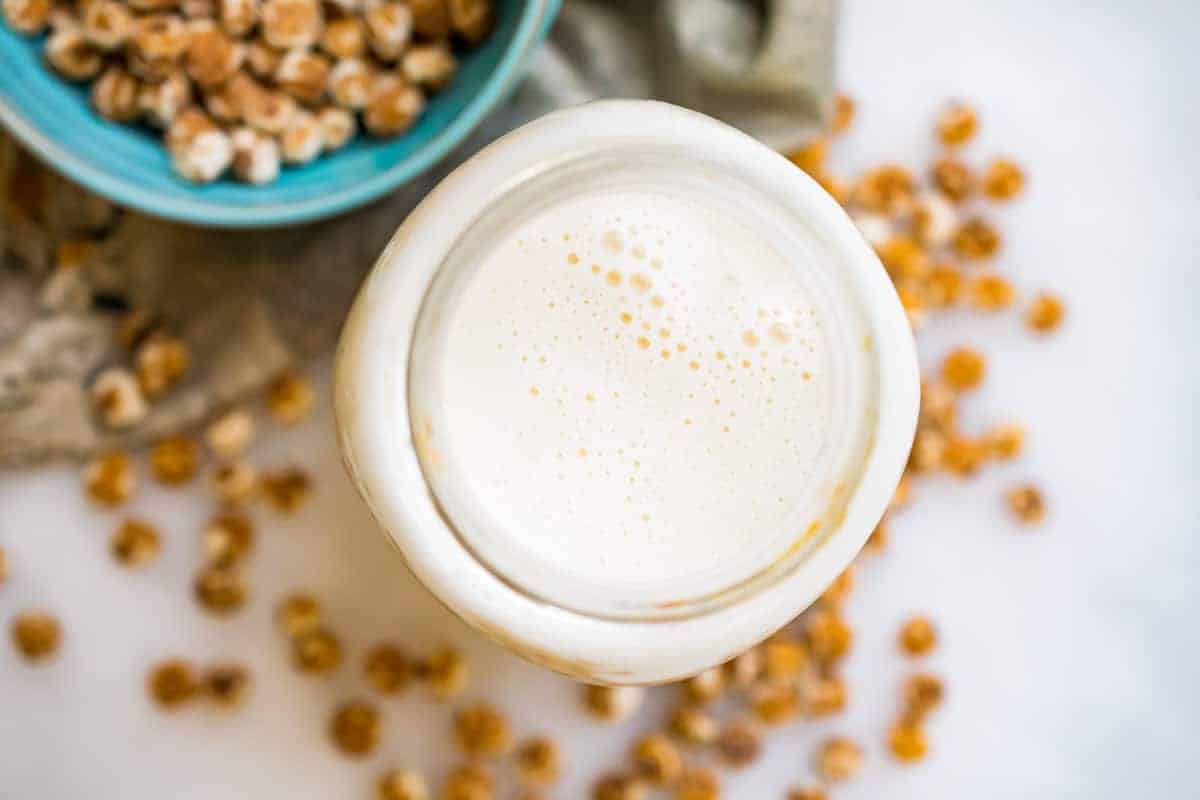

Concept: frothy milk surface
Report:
left=413, top=181, right=858, bottom=607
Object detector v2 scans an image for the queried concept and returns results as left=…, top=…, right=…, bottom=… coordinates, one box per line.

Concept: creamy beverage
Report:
left=337, top=101, right=918, bottom=682
left=409, top=175, right=873, bottom=616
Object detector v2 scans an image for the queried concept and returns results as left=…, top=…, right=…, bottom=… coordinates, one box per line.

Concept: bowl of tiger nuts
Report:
left=0, top=0, right=559, bottom=227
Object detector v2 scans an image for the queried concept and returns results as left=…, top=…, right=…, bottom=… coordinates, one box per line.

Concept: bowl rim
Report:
left=0, top=0, right=560, bottom=228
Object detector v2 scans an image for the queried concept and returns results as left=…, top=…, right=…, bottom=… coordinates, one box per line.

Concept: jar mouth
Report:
left=407, top=146, right=880, bottom=622
left=335, top=100, right=918, bottom=683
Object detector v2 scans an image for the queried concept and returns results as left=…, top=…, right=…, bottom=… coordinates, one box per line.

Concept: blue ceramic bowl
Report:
left=0, top=0, right=559, bottom=227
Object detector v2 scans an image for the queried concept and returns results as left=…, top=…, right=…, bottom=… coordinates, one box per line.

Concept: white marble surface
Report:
left=2, top=0, right=1198, bottom=797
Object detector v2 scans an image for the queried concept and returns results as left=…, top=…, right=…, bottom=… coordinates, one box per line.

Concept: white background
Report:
left=2, top=0, right=1198, bottom=796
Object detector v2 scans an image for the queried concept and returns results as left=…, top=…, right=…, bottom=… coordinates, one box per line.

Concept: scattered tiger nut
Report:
left=851, top=164, right=915, bottom=216
left=982, top=422, right=1024, bottom=460
left=830, top=92, right=854, bottom=135
left=261, top=465, right=311, bottom=512
left=260, top=0, right=322, bottom=49
left=419, top=645, right=468, bottom=700
left=936, top=101, right=977, bottom=147
left=448, top=0, right=492, bottom=44
left=193, top=565, right=248, bottom=615
left=592, top=773, right=647, bottom=800
left=81, top=0, right=135, bottom=50
left=668, top=705, right=719, bottom=746
left=401, top=42, right=456, bottom=91
left=293, top=627, right=342, bottom=673
left=135, top=330, right=191, bottom=398
left=91, top=66, right=142, bottom=122
left=90, top=366, right=148, bottom=429
left=148, top=659, right=199, bottom=708
left=238, top=77, right=295, bottom=133
left=279, top=108, right=323, bottom=164
left=330, top=699, right=381, bottom=757
left=682, top=666, right=725, bottom=705
left=204, top=407, right=255, bottom=458
left=317, top=106, right=355, bottom=150
left=941, top=347, right=986, bottom=391
left=276, top=592, right=322, bottom=638
left=715, top=718, right=760, bottom=768
left=377, top=769, right=431, bottom=800
left=364, top=78, right=424, bottom=137
left=203, top=663, right=251, bottom=708
left=902, top=672, right=945, bottom=720
left=676, top=766, right=720, bottom=800
left=726, top=646, right=763, bottom=689
left=202, top=512, right=254, bottom=567
left=328, top=57, right=371, bottom=109
left=231, top=125, right=281, bottom=184
left=128, top=0, right=183, bottom=12
left=983, top=157, right=1024, bottom=201
left=319, top=15, right=366, bottom=59
left=128, top=14, right=190, bottom=82
left=2, top=0, right=52, bottom=35
left=11, top=611, right=61, bottom=663
left=364, top=643, right=410, bottom=695
left=275, top=47, right=330, bottom=105
left=219, top=0, right=257, bottom=36
left=181, top=0, right=216, bottom=19
left=185, top=22, right=245, bottom=87
left=442, top=763, right=494, bottom=800
left=137, top=68, right=192, bottom=127
left=750, top=683, right=800, bottom=725
left=630, top=733, right=682, bottom=786
left=237, top=76, right=296, bottom=131
left=84, top=451, right=136, bottom=507
left=911, top=192, right=959, bottom=249
left=787, top=787, right=827, bottom=800
left=898, top=616, right=938, bottom=657
left=204, top=79, right=244, bottom=123
left=952, top=216, right=1001, bottom=260
left=806, top=609, right=853, bottom=663
left=364, top=2, right=412, bottom=61
left=45, top=28, right=104, bottom=81
left=110, top=518, right=162, bottom=567
left=408, top=0, right=450, bottom=38
left=583, top=684, right=643, bottom=722
left=1006, top=483, right=1046, bottom=524
left=1026, top=292, right=1065, bottom=333
left=763, top=638, right=808, bottom=682
left=888, top=722, right=928, bottom=762
left=235, top=75, right=298, bottom=134
left=452, top=702, right=512, bottom=759
left=150, top=434, right=200, bottom=485
left=804, top=674, right=848, bottom=717
left=514, top=737, right=560, bottom=788
left=970, top=272, right=1015, bottom=311
left=930, top=155, right=974, bottom=204
left=245, top=36, right=283, bottom=77
left=814, top=736, right=863, bottom=782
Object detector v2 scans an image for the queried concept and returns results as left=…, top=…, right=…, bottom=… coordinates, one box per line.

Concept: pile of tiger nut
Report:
left=0, top=0, right=494, bottom=183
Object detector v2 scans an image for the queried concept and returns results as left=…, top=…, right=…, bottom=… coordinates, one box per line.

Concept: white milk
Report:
left=408, top=161, right=871, bottom=616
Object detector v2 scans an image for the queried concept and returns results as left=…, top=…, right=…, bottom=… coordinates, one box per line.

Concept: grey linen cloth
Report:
left=0, top=0, right=835, bottom=466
